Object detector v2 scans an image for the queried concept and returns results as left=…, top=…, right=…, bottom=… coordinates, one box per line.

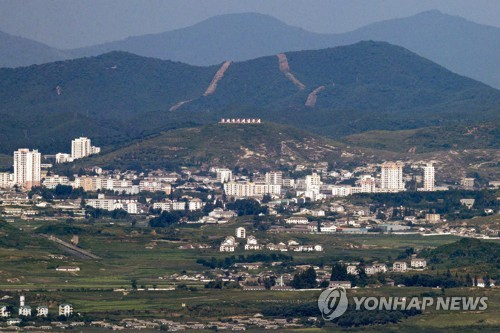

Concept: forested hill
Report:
left=1, top=41, right=499, bottom=154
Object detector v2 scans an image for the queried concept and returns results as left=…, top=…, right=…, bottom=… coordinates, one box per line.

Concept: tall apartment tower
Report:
left=423, top=163, right=435, bottom=191
left=13, top=149, right=41, bottom=189
left=380, top=162, right=404, bottom=191
left=71, top=137, right=91, bottom=160
left=265, top=171, right=283, bottom=185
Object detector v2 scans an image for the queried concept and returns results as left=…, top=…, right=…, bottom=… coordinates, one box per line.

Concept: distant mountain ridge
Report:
left=0, top=31, right=66, bottom=67
left=0, top=41, right=499, bottom=155
left=1, top=11, right=500, bottom=88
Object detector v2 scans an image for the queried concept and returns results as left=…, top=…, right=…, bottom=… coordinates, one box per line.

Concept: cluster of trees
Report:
left=332, top=306, right=421, bottom=327
left=290, top=266, right=319, bottom=289
left=84, top=207, right=128, bottom=220
left=28, top=185, right=84, bottom=201
left=196, top=253, right=293, bottom=269
left=226, top=199, right=267, bottom=216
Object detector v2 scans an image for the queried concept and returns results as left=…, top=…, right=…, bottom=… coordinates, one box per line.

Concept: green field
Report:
left=0, top=217, right=498, bottom=331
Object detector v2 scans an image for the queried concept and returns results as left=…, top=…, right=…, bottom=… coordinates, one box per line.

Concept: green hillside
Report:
left=342, top=123, right=500, bottom=153
left=1, top=42, right=499, bottom=154
left=74, top=122, right=346, bottom=170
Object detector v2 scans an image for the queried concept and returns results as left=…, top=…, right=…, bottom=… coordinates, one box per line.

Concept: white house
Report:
left=410, top=258, right=427, bottom=269
left=19, top=305, right=31, bottom=316
left=36, top=306, right=49, bottom=317
left=220, top=236, right=236, bottom=252
left=0, top=305, right=10, bottom=318
left=365, top=264, right=387, bottom=275
left=244, top=236, right=262, bottom=250
left=347, top=265, right=359, bottom=275
left=59, top=304, right=73, bottom=317
left=392, top=261, right=407, bottom=272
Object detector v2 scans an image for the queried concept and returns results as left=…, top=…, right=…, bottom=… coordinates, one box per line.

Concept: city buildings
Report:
left=423, top=163, right=435, bottom=191
left=380, top=162, right=405, bottom=192
left=13, top=148, right=41, bottom=189
left=71, top=137, right=100, bottom=160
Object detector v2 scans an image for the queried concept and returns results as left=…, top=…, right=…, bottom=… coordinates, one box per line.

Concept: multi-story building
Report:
left=305, top=173, right=321, bottom=191
left=411, top=258, right=427, bottom=269
left=13, top=149, right=41, bottom=189
left=380, top=162, right=405, bottom=192
left=358, top=175, right=376, bottom=193
left=461, top=177, right=475, bottom=189
left=55, top=153, right=73, bottom=164
left=423, top=163, right=435, bottom=191
left=0, top=172, right=12, bottom=188
left=216, top=168, right=233, bottom=183
left=43, top=175, right=69, bottom=189
left=71, top=137, right=100, bottom=160
left=265, top=171, right=283, bottom=185
left=236, top=227, right=246, bottom=238
left=71, top=137, right=91, bottom=159
left=36, top=306, right=49, bottom=317
left=392, top=261, right=407, bottom=272
left=59, top=304, right=73, bottom=317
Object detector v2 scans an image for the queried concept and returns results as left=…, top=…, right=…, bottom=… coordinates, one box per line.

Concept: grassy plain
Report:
left=0, top=217, right=498, bottom=331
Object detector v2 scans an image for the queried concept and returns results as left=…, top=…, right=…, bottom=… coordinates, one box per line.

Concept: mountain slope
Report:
left=68, top=13, right=332, bottom=67
left=73, top=122, right=344, bottom=171
left=1, top=42, right=499, bottom=154
left=67, top=11, right=500, bottom=89
left=340, top=10, right=500, bottom=90
left=0, top=31, right=67, bottom=67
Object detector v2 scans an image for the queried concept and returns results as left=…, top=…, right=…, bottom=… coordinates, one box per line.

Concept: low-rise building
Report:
left=59, top=304, right=73, bottom=317
left=285, top=217, right=309, bottom=225
left=410, top=258, right=427, bottom=269
left=392, top=261, right=407, bottom=272
left=36, top=306, right=49, bottom=317
left=329, top=281, right=352, bottom=289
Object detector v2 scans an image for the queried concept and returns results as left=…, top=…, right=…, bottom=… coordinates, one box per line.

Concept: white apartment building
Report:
left=236, top=227, right=246, bottom=238
left=55, top=153, right=73, bottom=164
left=265, top=171, right=283, bottom=185
left=71, top=137, right=100, bottom=160
left=305, top=173, right=321, bottom=191
left=423, top=163, right=435, bottom=191
left=216, top=168, right=233, bottom=183
left=153, top=200, right=187, bottom=211
left=139, top=179, right=172, bottom=194
left=380, top=162, right=405, bottom=192
left=0, top=172, right=12, bottom=188
left=331, top=186, right=352, bottom=197
left=224, top=181, right=280, bottom=198
left=43, top=175, right=69, bottom=189
left=358, top=175, right=376, bottom=193
left=13, top=148, right=41, bottom=189
left=71, top=137, right=91, bottom=159
left=86, top=195, right=138, bottom=214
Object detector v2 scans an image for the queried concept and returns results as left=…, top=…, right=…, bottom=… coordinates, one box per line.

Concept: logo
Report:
left=317, top=287, right=348, bottom=320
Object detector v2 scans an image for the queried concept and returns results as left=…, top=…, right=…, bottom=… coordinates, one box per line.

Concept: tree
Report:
left=331, top=263, right=349, bottom=281
left=131, top=279, right=137, bottom=290
left=291, top=267, right=317, bottom=289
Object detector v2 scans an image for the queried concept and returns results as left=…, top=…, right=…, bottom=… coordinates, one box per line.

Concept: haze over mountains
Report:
left=1, top=10, right=500, bottom=89
left=1, top=41, right=499, bottom=155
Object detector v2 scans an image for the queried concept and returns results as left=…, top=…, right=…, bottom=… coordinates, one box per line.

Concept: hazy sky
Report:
left=1, top=0, right=499, bottom=49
